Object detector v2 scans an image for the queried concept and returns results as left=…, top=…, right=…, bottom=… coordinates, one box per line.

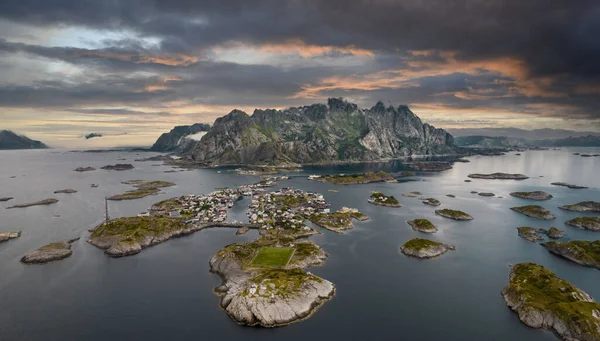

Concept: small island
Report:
left=542, top=240, right=600, bottom=270
left=309, top=207, right=368, bottom=233
left=435, top=209, right=473, bottom=221
left=21, top=238, right=79, bottom=264
left=407, top=219, right=438, bottom=233
left=54, top=189, right=77, bottom=194
left=565, top=217, right=600, bottom=232
left=107, top=180, right=175, bottom=201
left=478, top=192, right=495, bottom=197
left=502, top=263, right=600, bottom=341
left=368, top=192, right=401, bottom=207
left=421, top=198, right=441, bottom=206
left=74, top=167, right=96, bottom=172
left=559, top=201, right=600, bottom=212
left=468, top=173, right=528, bottom=180
left=7, top=198, right=58, bottom=209
left=400, top=238, right=454, bottom=259
left=517, top=227, right=543, bottom=242
left=100, top=164, right=134, bottom=171
left=310, top=171, right=395, bottom=185
left=0, top=197, right=13, bottom=202
left=407, top=161, right=452, bottom=172
left=0, top=231, right=21, bottom=243
left=510, top=205, right=556, bottom=220
left=551, top=182, right=588, bottom=189
left=545, top=227, right=566, bottom=239
left=509, top=191, right=553, bottom=201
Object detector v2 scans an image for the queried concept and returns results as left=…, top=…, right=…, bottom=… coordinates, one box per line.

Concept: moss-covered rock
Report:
left=565, top=217, right=600, bottom=232
left=407, top=219, right=438, bottom=233
left=435, top=209, right=473, bottom=221
left=502, top=263, right=600, bottom=340
left=542, top=240, right=600, bottom=270
left=400, top=238, right=454, bottom=259
left=510, top=205, right=556, bottom=220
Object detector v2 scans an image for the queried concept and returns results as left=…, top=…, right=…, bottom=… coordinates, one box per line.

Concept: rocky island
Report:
left=544, top=227, right=566, bottom=239
left=517, top=227, right=543, bottom=242
left=510, top=205, right=556, bottom=220
left=400, top=238, right=454, bottom=259
left=502, top=263, right=600, bottom=341
left=54, top=189, right=77, bottom=194
left=435, top=209, right=473, bottom=221
left=509, top=191, right=553, bottom=201
left=565, top=217, right=600, bottom=231
left=0, top=197, right=13, bottom=202
left=407, top=219, right=438, bottom=233
left=407, top=161, right=452, bottom=172
left=0, top=231, right=21, bottom=243
left=551, top=182, right=588, bottom=189
left=368, top=192, right=401, bottom=207
left=100, top=164, right=134, bottom=171
left=478, top=192, right=495, bottom=197
left=542, top=240, right=600, bottom=270
left=468, top=173, right=529, bottom=180
left=107, top=180, right=175, bottom=201
left=310, top=171, right=395, bottom=185
left=559, top=201, right=600, bottom=212
left=21, top=238, right=79, bottom=264
left=74, top=167, right=96, bottom=172
left=309, top=207, right=368, bottom=233
left=0, top=130, right=48, bottom=150
left=7, top=198, right=58, bottom=209
left=421, top=198, right=441, bottom=206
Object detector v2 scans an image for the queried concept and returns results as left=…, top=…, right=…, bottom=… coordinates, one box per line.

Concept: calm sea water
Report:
left=1, top=148, right=599, bottom=341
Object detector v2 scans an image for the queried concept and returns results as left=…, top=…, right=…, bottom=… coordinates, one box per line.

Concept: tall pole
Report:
left=105, top=196, right=110, bottom=225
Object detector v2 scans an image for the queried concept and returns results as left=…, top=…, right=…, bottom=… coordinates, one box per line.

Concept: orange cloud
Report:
left=143, top=76, right=182, bottom=92
left=259, top=39, right=374, bottom=57
left=71, top=50, right=198, bottom=66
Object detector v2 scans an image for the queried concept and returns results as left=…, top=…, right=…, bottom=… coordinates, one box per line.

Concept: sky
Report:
left=0, top=0, right=599, bottom=148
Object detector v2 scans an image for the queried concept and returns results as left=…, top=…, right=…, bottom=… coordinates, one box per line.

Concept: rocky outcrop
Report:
left=565, top=217, right=600, bottom=231
left=150, top=123, right=211, bottom=152
left=0, top=197, right=13, bottom=202
left=509, top=191, right=553, bottom=201
left=0, top=130, right=48, bottom=150
left=435, top=209, right=473, bottom=221
left=542, top=241, right=600, bottom=270
left=21, top=238, right=79, bottom=264
left=560, top=201, right=600, bottom=213
left=210, top=239, right=335, bottom=327
left=54, top=189, right=77, bottom=194
left=421, top=198, right=441, bottom=206
left=74, top=167, right=96, bottom=172
left=183, top=98, right=458, bottom=165
left=0, top=231, right=21, bottom=243
left=545, top=227, right=565, bottom=239
left=468, top=173, right=528, bottom=180
left=510, top=205, right=556, bottom=220
left=7, top=198, right=58, bottom=209
left=502, top=263, right=600, bottom=341
left=100, top=164, right=134, bottom=171
left=551, top=182, right=588, bottom=189
left=478, top=192, right=495, bottom=197
left=400, top=238, right=454, bottom=259
left=517, top=227, right=543, bottom=242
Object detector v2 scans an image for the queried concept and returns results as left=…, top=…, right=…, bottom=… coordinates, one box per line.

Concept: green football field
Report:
left=250, top=247, right=295, bottom=267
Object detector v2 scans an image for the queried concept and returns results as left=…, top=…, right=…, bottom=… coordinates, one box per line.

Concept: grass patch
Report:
left=250, top=247, right=295, bottom=268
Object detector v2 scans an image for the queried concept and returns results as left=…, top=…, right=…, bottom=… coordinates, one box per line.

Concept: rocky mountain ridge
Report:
left=150, top=123, right=211, bottom=152
left=0, top=130, right=48, bottom=150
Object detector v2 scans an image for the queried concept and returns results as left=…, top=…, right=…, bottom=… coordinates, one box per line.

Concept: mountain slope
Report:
left=184, top=98, right=457, bottom=165
left=150, top=123, right=211, bottom=152
left=0, top=130, right=48, bottom=150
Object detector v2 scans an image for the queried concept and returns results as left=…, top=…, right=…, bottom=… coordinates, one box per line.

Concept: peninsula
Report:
left=502, top=263, right=600, bottom=341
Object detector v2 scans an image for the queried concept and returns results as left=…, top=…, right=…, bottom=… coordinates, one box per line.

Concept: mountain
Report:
left=448, top=128, right=600, bottom=140
left=150, top=123, right=211, bottom=152
left=455, top=136, right=527, bottom=149
left=0, top=130, right=48, bottom=150
left=533, top=135, right=600, bottom=147
left=183, top=98, right=457, bottom=166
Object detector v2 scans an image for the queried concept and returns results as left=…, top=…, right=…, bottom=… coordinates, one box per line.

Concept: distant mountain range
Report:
left=152, top=98, right=458, bottom=165
left=0, top=130, right=48, bottom=150
left=150, top=123, right=211, bottom=152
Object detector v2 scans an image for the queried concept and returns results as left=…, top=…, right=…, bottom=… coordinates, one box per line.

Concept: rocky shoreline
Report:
left=21, top=238, right=80, bottom=264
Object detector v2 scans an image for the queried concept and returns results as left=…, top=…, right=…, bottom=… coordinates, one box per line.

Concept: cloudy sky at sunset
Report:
left=1, top=0, right=599, bottom=147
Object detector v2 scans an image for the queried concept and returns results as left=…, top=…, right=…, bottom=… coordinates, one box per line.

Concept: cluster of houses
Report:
left=247, top=187, right=329, bottom=230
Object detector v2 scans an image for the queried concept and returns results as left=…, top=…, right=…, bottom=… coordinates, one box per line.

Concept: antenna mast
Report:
left=104, top=196, right=110, bottom=225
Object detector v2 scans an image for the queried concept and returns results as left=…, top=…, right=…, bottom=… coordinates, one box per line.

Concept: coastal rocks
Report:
left=74, top=167, right=96, bottom=172
left=435, top=209, right=473, bottom=221
left=0, top=231, right=21, bottom=243
left=509, top=191, right=553, bottom=201
left=87, top=217, right=192, bottom=257
left=565, top=217, right=600, bottom=231
left=510, top=205, right=556, bottom=220
left=517, top=227, right=543, bottom=242
left=407, top=161, right=452, bottom=172
left=54, top=189, right=77, bottom=194
left=542, top=240, right=600, bottom=270
left=502, top=263, right=600, bottom=341
left=368, top=192, right=401, bottom=207
left=236, top=227, right=249, bottom=235
left=559, top=201, right=600, bottom=212
left=407, top=219, right=438, bottom=233
left=21, top=238, right=80, bottom=264
left=100, top=164, right=134, bottom=171
left=551, top=182, right=588, bottom=189
left=7, top=198, right=58, bottom=209
left=545, top=227, right=566, bottom=239
left=400, top=238, right=454, bottom=259
left=210, top=239, right=335, bottom=327
left=446, top=194, right=456, bottom=198
left=478, top=192, right=495, bottom=197
left=468, top=173, right=529, bottom=180
left=421, top=198, right=441, bottom=206
left=0, top=197, right=13, bottom=202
